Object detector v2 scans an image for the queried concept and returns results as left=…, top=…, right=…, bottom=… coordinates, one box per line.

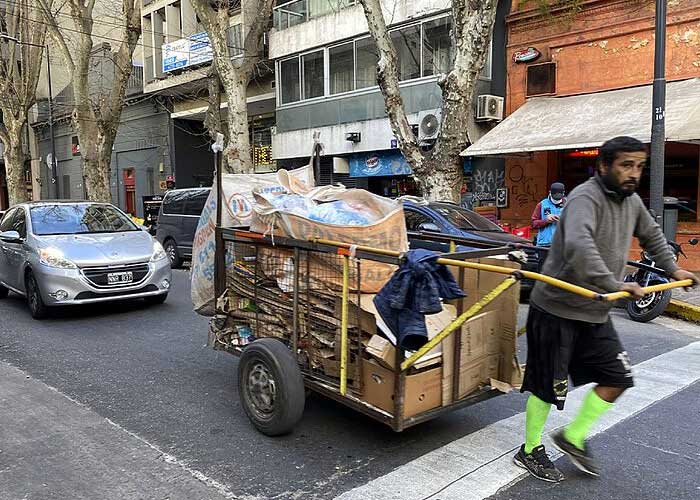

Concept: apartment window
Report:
left=302, top=50, right=324, bottom=99
left=228, top=24, right=243, bottom=58
left=278, top=14, right=465, bottom=104
left=329, top=42, right=354, bottom=94
left=355, top=37, right=378, bottom=90
left=280, top=57, right=301, bottom=104
left=423, top=17, right=452, bottom=77
left=391, top=25, right=421, bottom=81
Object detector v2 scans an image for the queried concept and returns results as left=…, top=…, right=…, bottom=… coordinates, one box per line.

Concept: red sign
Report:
left=512, top=226, right=531, bottom=239
left=512, top=47, right=541, bottom=64
left=567, top=149, right=599, bottom=158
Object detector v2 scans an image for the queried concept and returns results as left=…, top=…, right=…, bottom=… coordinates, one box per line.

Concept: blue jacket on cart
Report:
left=373, top=249, right=466, bottom=351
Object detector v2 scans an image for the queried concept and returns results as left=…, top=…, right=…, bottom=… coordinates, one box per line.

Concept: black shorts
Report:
left=521, top=304, right=634, bottom=410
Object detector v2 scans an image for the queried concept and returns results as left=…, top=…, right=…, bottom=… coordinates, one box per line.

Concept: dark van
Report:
left=156, top=188, right=210, bottom=268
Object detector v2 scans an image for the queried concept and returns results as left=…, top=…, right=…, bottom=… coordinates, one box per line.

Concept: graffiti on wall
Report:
left=473, top=164, right=505, bottom=203
left=508, top=163, right=540, bottom=208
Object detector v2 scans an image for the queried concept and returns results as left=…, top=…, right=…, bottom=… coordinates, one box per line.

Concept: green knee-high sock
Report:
left=525, top=394, right=552, bottom=454
left=564, top=389, right=614, bottom=450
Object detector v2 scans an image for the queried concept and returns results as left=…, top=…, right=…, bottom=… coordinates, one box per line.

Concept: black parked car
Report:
left=155, top=188, right=210, bottom=268
left=403, top=201, right=542, bottom=295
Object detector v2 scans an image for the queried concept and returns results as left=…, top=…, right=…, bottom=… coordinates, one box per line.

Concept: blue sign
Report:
left=349, top=151, right=413, bottom=178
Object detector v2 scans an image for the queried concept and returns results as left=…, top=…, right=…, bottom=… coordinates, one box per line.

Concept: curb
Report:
left=664, top=299, right=700, bottom=324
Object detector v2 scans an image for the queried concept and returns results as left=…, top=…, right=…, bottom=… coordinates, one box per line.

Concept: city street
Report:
left=1, top=270, right=699, bottom=500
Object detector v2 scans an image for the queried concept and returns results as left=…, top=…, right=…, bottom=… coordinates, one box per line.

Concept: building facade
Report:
left=32, top=62, right=175, bottom=218
left=465, top=0, right=700, bottom=266
left=140, top=0, right=277, bottom=182
left=270, top=0, right=511, bottom=197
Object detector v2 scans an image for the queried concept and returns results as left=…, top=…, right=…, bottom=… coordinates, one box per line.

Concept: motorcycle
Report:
left=624, top=238, right=698, bottom=322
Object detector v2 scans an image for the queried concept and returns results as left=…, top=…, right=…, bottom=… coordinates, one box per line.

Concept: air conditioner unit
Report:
left=418, top=109, right=441, bottom=142
left=476, top=94, right=504, bottom=121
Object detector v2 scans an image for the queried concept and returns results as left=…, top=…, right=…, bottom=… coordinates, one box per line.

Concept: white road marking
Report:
left=335, top=341, right=700, bottom=500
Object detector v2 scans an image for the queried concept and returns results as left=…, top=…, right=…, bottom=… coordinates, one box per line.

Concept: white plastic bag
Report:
left=190, top=166, right=314, bottom=316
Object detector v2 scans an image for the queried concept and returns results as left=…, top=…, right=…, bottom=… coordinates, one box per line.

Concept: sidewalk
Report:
left=0, top=361, right=232, bottom=500
left=668, top=283, right=700, bottom=323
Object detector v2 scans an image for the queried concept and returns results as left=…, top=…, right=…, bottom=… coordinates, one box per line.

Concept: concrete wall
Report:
left=270, top=0, right=451, bottom=59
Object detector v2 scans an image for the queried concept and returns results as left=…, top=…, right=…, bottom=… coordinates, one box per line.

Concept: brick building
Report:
left=464, top=0, right=700, bottom=268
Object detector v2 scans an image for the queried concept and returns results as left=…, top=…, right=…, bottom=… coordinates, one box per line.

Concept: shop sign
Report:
left=567, top=149, right=599, bottom=158
left=163, top=38, right=190, bottom=72
left=512, top=47, right=541, bottom=64
left=189, top=32, right=213, bottom=66
left=253, top=145, right=273, bottom=167
left=162, top=32, right=214, bottom=73
left=349, top=152, right=412, bottom=178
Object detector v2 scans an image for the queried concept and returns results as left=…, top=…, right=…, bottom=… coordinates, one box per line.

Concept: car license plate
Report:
left=107, top=271, right=133, bottom=284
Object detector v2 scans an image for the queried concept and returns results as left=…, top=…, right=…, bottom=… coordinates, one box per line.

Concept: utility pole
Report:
left=46, top=44, right=57, bottom=199
left=650, top=0, right=667, bottom=227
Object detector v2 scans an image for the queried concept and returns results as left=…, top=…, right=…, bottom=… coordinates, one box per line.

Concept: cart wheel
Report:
left=238, top=338, right=305, bottom=436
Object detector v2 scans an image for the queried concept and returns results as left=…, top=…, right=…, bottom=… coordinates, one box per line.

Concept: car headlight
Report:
left=39, top=248, right=77, bottom=269
left=151, top=241, right=167, bottom=262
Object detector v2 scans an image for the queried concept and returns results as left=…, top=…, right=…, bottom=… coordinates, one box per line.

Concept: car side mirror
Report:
left=0, top=230, right=22, bottom=243
left=418, top=222, right=441, bottom=233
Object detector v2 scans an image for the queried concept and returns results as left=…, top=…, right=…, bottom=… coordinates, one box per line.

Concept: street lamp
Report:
left=0, top=34, right=57, bottom=199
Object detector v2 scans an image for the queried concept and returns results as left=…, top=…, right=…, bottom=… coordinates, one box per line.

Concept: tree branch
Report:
left=36, top=0, right=75, bottom=76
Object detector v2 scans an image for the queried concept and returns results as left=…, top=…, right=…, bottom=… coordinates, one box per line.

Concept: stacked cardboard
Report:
left=442, top=257, right=521, bottom=406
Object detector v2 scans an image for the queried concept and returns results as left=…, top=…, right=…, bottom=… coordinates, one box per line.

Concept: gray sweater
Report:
left=530, top=175, right=678, bottom=323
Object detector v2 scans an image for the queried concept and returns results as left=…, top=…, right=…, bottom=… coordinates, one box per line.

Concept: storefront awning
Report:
left=462, top=78, right=700, bottom=157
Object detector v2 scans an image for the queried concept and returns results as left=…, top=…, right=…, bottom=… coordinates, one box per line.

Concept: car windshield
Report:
left=432, top=204, right=504, bottom=232
left=30, top=204, right=139, bottom=236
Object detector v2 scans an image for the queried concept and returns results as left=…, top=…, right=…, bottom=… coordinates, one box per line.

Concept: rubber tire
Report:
left=26, top=271, right=49, bottom=320
left=0, top=284, right=8, bottom=299
left=164, top=239, right=181, bottom=269
left=238, top=338, right=305, bottom=436
left=626, top=289, right=672, bottom=323
left=144, top=293, right=168, bottom=306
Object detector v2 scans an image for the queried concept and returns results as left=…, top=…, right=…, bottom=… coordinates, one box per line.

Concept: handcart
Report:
left=209, top=228, right=693, bottom=436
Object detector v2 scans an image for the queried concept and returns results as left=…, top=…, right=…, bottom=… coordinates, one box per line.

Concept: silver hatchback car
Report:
left=0, top=201, right=172, bottom=319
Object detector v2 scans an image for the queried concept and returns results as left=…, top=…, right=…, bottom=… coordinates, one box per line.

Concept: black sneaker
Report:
left=551, top=430, right=600, bottom=477
left=513, top=444, right=565, bottom=483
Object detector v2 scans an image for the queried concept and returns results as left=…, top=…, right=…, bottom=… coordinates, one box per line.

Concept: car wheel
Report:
left=26, top=271, right=49, bottom=320
left=0, top=283, right=8, bottom=299
left=144, top=293, right=168, bottom=306
left=238, top=338, right=305, bottom=436
left=164, top=240, right=181, bottom=269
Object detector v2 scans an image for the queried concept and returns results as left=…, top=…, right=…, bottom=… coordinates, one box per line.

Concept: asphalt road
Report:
left=0, top=269, right=698, bottom=499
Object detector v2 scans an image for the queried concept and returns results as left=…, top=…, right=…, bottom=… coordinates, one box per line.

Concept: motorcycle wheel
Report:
left=626, top=289, right=672, bottom=323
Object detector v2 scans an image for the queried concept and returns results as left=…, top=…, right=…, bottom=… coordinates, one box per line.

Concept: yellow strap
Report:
left=340, top=255, right=350, bottom=396
left=401, top=277, right=517, bottom=371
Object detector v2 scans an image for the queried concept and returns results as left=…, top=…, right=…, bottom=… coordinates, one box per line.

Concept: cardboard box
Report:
left=366, top=335, right=396, bottom=369
left=362, top=359, right=442, bottom=418
left=484, top=354, right=501, bottom=380
left=482, top=311, right=501, bottom=355
left=459, top=312, right=487, bottom=364
left=321, top=357, right=359, bottom=380
left=458, top=358, right=486, bottom=398
left=334, top=299, right=377, bottom=336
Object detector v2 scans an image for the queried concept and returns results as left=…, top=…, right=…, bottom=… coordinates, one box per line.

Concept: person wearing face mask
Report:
left=513, top=136, right=699, bottom=483
left=532, top=182, right=566, bottom=247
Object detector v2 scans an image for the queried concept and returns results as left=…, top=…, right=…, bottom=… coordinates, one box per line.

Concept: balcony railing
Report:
left=273, top=0, right=356, bottom=31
